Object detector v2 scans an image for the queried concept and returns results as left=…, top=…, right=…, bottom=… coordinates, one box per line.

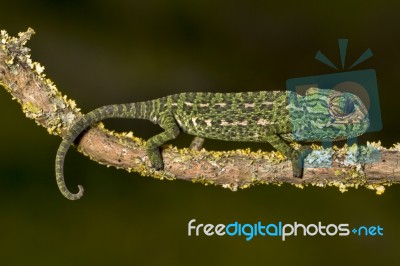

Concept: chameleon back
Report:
left=166, top=91, right=292, bottom=142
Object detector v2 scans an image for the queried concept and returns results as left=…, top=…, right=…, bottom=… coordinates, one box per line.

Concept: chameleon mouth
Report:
left=331, top=131, right=365, bottom=141
left=302, top=117, right=370, bottom=143
left=330, top=119, right=370, bottom=142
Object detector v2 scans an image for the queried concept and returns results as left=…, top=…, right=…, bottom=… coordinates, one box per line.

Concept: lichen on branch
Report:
left=1, top=28, right=399, bottom=195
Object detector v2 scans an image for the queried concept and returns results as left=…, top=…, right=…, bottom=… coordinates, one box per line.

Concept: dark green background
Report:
left=1, top=1, right=399, bottom=265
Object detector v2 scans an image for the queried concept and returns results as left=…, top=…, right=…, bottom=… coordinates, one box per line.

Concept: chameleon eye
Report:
left=329, top=95, right=355, bottom=118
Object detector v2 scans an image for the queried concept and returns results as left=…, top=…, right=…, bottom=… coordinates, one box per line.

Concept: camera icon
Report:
left=286, top=39, right=382, bottom=167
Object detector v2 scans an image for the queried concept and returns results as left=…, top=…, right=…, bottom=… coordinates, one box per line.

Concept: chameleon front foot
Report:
left=146, top=148, right=164, bottom=170
left=291, top=146, right=312, bottom=178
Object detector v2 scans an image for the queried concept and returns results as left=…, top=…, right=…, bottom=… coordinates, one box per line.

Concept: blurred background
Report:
left=1, top=0, right=400, bottom=265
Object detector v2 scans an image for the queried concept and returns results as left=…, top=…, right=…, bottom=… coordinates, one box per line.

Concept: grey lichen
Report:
left=1, top=28, right=34, bottom=70
left=345, top=143, right=381, bottom=165
left=304, top=148, right=334, bottom=168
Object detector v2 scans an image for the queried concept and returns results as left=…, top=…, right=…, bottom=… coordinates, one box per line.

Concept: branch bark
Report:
left=1, top=28, right=399, bottom=195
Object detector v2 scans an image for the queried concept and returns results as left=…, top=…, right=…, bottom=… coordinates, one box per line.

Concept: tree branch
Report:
left=1, top=28, right=399, bottom=195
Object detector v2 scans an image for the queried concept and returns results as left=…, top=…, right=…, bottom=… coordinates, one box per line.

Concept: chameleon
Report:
left=55, top=87, right=369, bottom=200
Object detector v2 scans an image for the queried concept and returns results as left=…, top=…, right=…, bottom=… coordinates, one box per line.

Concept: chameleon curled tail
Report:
left=56, top=102, right=153, bottom=200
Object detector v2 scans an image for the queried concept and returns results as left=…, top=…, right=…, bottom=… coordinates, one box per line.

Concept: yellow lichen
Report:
left=366, top=184, right=386, bottom=195
left=192, top=175, right=215, bottom=186
left=310, top=143, right=323, bottom=150
left=391, top=143, right=400, bottom=151
left=338, top=183, right=348, bottom=193
left=23, top=101, right=41, bottom=116
left=33, top=62, right=45, bottom=74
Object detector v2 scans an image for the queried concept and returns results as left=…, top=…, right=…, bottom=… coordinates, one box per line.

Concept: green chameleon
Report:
left=55, top=87, right=369, bottom=200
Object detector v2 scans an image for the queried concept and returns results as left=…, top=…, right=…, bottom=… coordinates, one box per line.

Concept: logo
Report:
left=286, top=39, right=382, bottom=167
left=188, top=219, right=384, bottom=241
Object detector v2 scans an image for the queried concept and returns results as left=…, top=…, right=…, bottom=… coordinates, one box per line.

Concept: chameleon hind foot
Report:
left=146, top=147, right=164, bottom=170
left=291, top=146, right=312, bottom=178
left=145, top=113, right=181, bottom=170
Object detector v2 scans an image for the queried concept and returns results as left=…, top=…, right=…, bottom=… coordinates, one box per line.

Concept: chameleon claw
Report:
left=152, top=163, right=164, bottom=171
left=292, top=164, right=303, bottom=178
left=291, top=146, right=312, bottom=178
left=146, top=147, right=164, bottom=170
left=150, top=159, right=164, bottom=170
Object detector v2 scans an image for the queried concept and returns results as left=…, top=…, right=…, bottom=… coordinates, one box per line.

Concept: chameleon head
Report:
left=290, top=87, right=370, bottom=142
